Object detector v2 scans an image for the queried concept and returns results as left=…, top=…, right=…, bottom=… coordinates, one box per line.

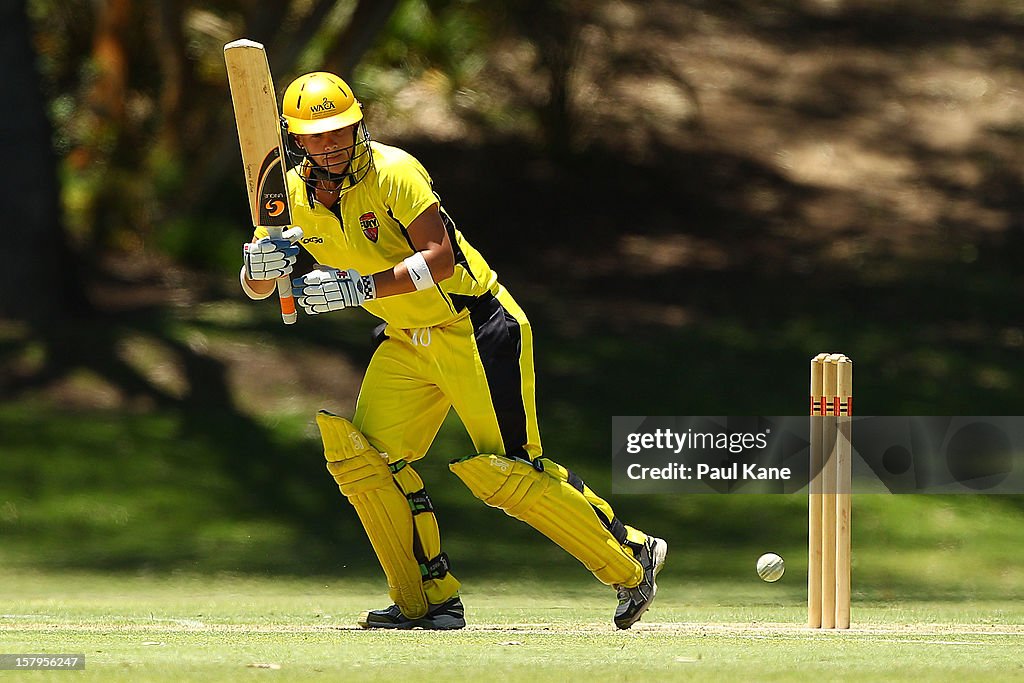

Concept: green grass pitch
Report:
left=2, top=571, right=1023, bottom=682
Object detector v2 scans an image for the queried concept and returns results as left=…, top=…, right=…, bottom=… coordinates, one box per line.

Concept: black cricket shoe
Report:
left=613, top=536, right=668, bottom=629
left=358, top=595, right=465, bottom=630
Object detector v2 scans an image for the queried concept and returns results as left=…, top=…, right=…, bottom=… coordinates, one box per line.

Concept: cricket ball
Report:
left=756, top=552, right=785, bottom=582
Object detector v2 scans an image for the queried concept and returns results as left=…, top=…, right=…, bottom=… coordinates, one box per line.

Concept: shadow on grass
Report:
left=3, top=50, right=1024, bottom=597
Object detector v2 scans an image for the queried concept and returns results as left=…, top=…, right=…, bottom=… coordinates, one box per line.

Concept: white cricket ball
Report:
left=756, top=552, right=785, bottom=582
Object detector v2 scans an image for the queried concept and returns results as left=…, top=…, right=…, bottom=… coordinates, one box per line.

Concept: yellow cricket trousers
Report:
left=352, top=286, right=645, bottom=600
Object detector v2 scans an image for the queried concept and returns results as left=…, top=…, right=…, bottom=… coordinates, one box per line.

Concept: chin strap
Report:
left=308, top=162, right=354, bottom=187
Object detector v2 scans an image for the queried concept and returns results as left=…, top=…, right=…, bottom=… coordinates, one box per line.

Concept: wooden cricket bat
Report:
left=224, top=38, right=297, bottom=324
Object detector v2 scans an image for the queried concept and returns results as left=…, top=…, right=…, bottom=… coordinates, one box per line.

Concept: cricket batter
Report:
left=240, top=71, right=667, bottom=630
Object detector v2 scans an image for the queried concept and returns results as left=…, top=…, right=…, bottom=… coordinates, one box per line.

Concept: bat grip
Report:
left=266, top=227, right=297, bottom=325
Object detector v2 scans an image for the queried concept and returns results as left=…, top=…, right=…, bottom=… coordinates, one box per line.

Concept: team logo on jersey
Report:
left=359, top=212, right=379, bottom=242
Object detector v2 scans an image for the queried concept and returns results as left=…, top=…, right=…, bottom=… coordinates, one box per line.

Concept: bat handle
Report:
left=276, top=275, right=297, bottom=324
left=267, top=227, right=297, bottom=325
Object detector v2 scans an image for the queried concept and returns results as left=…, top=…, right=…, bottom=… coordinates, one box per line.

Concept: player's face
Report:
left=295, top=124, right=358, bottom=174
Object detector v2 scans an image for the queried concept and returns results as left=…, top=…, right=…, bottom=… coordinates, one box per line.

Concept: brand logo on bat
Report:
left=264, top=199, right=286, bottom=217
left=360, top=212, right=379, bottom=243
left=256, top=153, right=290, bottom=225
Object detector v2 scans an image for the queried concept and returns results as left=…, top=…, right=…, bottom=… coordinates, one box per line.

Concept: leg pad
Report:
left=450, top=454, right=642, bottom=586
left=390, top=460, right=462, bottom=604
left=317, top=410, right=428, bottom=619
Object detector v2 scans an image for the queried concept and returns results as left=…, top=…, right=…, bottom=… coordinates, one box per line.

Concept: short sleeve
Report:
left=381, top=152, right=439, bottom=227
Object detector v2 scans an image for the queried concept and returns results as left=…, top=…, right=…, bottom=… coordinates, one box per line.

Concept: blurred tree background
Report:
left=2, top=0, right=1024, bottom=594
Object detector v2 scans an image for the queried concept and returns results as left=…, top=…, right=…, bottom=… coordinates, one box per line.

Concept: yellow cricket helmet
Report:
left=281, top=72, right=363, bottom=135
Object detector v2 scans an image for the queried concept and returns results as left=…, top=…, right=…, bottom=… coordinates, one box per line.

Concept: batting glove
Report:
left=243, top=227, right=304, bottom=280
left=293, top=267, right=377, bottom=315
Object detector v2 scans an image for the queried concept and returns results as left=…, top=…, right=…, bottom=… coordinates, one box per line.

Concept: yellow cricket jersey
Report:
left=257, top=142, right=499, bottom=329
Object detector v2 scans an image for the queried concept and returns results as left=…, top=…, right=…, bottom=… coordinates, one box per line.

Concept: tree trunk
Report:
left=0, top=0, right=86, bottom=321
left=89, top=0, right=131, bottom=127
left=151, top=0, right=190, bottom=152
left=327, top=0, right=402, bottom=75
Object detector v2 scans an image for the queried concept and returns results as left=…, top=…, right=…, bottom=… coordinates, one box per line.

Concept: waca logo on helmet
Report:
left=310, top=97, right=337, bottom=118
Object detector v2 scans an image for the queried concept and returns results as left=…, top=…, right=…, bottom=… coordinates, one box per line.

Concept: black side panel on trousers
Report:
left=470, top=295, right=528, bottom=459
left=371, top=322, right=389, bottom=350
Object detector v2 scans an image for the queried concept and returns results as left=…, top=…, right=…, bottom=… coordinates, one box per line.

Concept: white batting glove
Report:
left=243, top=227, right=304, bottom=280
left=293, top=267, right=377, bottom=315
